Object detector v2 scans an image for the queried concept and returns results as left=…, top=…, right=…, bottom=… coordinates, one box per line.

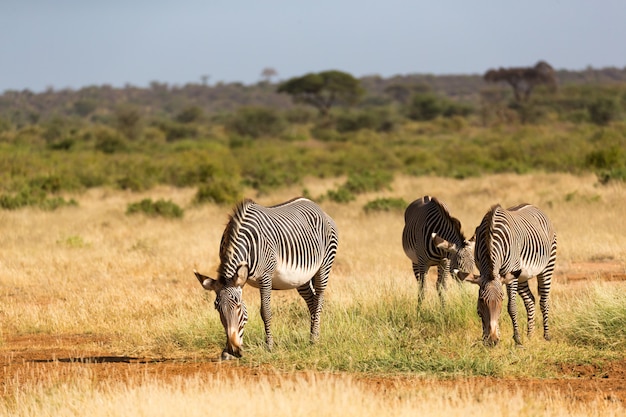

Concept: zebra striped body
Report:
left=195, top=197, right=338, bottom=359
left=402, top=196, right=475, bottom=304
left=472, top=203, right=557, bottom=345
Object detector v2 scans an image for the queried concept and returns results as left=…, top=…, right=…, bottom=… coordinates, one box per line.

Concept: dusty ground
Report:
left=1, top=262, right=625, bottom=405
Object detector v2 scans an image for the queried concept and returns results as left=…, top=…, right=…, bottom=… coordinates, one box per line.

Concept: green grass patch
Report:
left=126, top=198, right=184, bottom=219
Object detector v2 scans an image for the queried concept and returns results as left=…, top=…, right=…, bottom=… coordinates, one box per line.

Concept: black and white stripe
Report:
left=471, top=203, right=557, bottom=345
left=402, top=195, right=475, bottom=305
left=195, top=197, right=338, bottom=358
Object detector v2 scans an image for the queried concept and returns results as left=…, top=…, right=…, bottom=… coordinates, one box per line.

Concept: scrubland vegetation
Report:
left=1, top=174, right=625, bottom=415
left=1, top=70, right=625, bottom=415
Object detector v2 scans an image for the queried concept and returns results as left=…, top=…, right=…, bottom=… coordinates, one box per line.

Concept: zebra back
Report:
left=475, top=203, right=556, bottom=281
left=217, top=197, right=338, bottom=284
left=402, top=195, right=465, bottom=265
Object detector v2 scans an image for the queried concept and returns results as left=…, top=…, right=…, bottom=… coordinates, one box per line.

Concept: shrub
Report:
left=363, top=197, right=407, bottom=213
left=326, top=187, right=355, bottom=203
left=94, top=128, right=127, bottom=154
left=117, top=175, right=154, bottom=192
left=195, top=178, right=243, bottom=205
left=225, top=106, right=286, bottom=138
left=284, top=107, right=316, bottom=124
left=126, top=198, right=184, bottom=218
left=326, top=171, right=394, bottom=204
left=508, top=102, right=546, bottom=124
left=175, top=106, right=204, bottom=124
left=73, top=99, right=98, bottom=117
left=585, top=146, right=623, bottom=170
left=39, top=196, right=78, bottom=211
left=588, top=96, right=620, bottom=126
left=114, top=105, right=143, bottom=141
left=343, top=171, right=393, bottom=194
left=597, top=168, right=626, bottom=185
left=154, top=120, right=199, bottom=142
left=406, top=93, right=446, bottom=121
left=0, top=186, right=77, bottom=210
left=334, top=108, right=396, bottom=133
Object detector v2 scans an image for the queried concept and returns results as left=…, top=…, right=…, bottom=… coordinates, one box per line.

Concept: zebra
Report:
left=194, top=197, right=339, bottom=360
left=401, top=195, right=476, bottom=305
left=468, top=203, right=557, bottom=346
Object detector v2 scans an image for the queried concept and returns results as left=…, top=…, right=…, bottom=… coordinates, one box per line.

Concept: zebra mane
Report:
left=218, top=199, right=256, bottom=279
left=429, top=196, right=465, bottom=240
left=478, top=204, right=502, bottom=278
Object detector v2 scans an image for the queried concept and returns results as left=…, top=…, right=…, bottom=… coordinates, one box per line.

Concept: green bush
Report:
left=94, top=128, right=127, bottom=154
left=195, top=178, right=243, bottom=205
left=284, top=107, right=316, bottom=124
left=406, top=93, right=446, bottom=121
left=363, top=197, right=407, bottom=213
left=154, top=120, right=199, bottom=142
left=126, top=198, right=184, bottom=218
left=343, top=171, right=393, bottom=194
left=326, top=171, right=394, bottom=204
left=597, top=168, right=626, bottom=185
left=225, top=106, right=286, bottom=138
left=39, top=196, right=79, bottom=211
left=114, top=105, right=143, bottom=141
left=0, top=186, right=77, bottom=210
left=334, top=108, right=396, bottom=133
left=175, top=106, right=204, bottom=124
left=588, top=96, right=621, bottom=126
left=585, top=146, right=623, bottom=170
left=326, top=187, right=355, bottom=203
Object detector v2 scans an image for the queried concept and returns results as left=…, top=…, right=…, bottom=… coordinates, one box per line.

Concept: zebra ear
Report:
left=432, top=233, right=458, bottom=254
left=234, top=263, right=249, bottom=287
left=194, top=270, right=220, bottom=292
left=453, top=269, right=472, bottom=281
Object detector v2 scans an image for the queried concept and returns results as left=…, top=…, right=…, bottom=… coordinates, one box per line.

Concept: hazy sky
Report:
left=2, top=0, right=625, bottom=92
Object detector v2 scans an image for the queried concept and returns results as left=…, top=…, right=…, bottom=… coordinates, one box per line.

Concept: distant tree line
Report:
left=2, top=64, right=626, bottom=124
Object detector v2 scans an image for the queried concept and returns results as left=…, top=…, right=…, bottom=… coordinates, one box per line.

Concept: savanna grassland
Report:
left=1, top=174, right=625, bottom=416
left=1, top=74, right=626, bottom=415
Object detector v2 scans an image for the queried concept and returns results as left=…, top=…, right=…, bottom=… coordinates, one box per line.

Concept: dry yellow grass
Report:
left=1, top=173, right=625, bottom=415
left=1, top=173, right=625, bottom=343
left=1, top=370, right=622, bottom=417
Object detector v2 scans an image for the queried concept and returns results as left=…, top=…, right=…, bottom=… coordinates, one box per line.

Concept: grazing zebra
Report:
left=402, top=195, right=476, bottom=305
left=194, top=197, right=338, bottom=359
left=469, top=203, right=557, bottom=346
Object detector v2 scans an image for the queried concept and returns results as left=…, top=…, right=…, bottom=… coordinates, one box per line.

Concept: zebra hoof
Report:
left=220, top=350, right=239, bottom=361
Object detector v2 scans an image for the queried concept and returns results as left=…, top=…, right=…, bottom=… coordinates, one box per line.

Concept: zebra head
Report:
left=194, top=266, right=249, bottom=360
left=431, top=233, right=476, bottom=281
left=466, top=273, right=514, bottom=346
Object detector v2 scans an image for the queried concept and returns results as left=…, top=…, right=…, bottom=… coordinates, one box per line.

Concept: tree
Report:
left=277, top=70, right=364, bottom=116
left=114, top=105, right=143, bottom=141
left=384, top=82, right=431, bottom=104
left=484, top=61, right=557, bottom=102
left=260, top=67, right=278, bottom=83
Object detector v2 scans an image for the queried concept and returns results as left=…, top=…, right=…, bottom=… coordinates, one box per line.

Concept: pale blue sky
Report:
left=2, top=0, right=625, bottom=92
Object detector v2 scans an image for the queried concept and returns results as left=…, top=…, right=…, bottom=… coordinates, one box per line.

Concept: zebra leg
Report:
left=506, top=281, right=523, bottom=345
left=297, top=280, right=320, bottom=343
left=538, top=272, right=552, bottom=341
left=518, top=281, right=536, bottom=339
left=311, top=263, right=331, bottom=343
left=436, top=258, right=450, bottom=307
left=412, top=263, right=426, bottom=305
left=259, top=283, right=274, bottom=351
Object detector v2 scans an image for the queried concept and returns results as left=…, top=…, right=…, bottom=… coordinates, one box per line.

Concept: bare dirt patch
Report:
left=556, top=261, right=626, bottom=283
left=2, top=341, right=625, bottom=405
